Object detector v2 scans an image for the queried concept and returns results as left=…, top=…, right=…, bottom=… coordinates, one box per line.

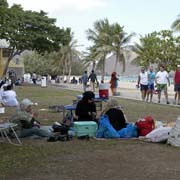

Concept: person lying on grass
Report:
left=9, top=99, right=52, bottom=138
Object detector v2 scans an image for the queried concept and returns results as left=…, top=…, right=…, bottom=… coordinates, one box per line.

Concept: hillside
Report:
left=104, top=51, right=140, bottom=76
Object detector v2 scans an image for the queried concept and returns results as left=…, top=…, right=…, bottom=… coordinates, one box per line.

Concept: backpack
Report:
left=135, top=116, right=155, bottom=136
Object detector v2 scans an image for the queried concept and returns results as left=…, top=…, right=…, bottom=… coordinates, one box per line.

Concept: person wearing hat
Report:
left=75, top=91, right=97, bottom=121
left=9, top=99, right=52, bottom=138
left=101, top=98, right=127, bottom=131
left=174, top=65, right=180, bottom=105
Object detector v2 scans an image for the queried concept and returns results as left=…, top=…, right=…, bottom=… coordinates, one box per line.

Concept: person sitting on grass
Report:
left=9, top=99, right=52, bottom=138
left=1, top=84, right=18, bottom=107
left=75, top=91, right=97, bottom=122
left=101, top=98, right=127, bottom=131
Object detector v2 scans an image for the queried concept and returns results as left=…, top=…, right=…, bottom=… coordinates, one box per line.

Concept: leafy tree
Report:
left=23, top=51, right=54, bottom=75
left=51, top=28, right=82, bottom=82
left=132, top=30, right=180, bottom=71
left=0, top=1, right=67, bottom=77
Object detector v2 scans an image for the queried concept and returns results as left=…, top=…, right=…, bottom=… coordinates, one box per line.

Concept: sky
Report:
left=7, top=0, right=180, bottom=51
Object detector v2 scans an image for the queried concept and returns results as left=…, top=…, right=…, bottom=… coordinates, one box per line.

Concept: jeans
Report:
left=18, top=127, right=52, bottom=138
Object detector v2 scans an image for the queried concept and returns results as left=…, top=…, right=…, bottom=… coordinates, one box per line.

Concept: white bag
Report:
left=167, top=116, right=180, bottom=147
left=145, top=127, right=172, bottom=143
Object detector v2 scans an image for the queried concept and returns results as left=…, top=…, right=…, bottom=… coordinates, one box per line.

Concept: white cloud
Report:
left=8, top=0, right=108, bottom=12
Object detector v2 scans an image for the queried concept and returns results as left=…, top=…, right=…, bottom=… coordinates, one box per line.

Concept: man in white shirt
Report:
left=155, top=65, right=170, bottom=104
left=137, top=67, right=148, bottom=101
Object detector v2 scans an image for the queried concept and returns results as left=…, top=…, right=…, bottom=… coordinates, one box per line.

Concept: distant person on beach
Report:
left=110, top=72, right=119, bottom=96
left=155, top=65, right=170, bottom=104
left=71, top=77, right=78, bottom=84
left=88, top=70, right=98, bottom=92
left=137, top=67, right=148, bottom=101
left=32, top=72, right=37, bottom=84
left=82, top=71, right=88, bottom=92
left=146, top=66, right=156, bottom=102
left=174, top=65, right=180, bottom=105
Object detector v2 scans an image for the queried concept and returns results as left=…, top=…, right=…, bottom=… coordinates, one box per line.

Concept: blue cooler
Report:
left=74, top=121, right=98, bottom=137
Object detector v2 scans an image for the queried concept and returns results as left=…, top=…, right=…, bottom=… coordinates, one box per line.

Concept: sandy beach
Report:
left=52, top=81, right=177, bottom=105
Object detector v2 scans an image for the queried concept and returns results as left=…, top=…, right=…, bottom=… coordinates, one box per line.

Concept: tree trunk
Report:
left=101, top=55, right=106, bottom=82
left=2, top=57, right=11, bottom=78
left=114, top=52, right=119, bottom=72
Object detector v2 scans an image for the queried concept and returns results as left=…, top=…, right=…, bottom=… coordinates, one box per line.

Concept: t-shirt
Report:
left=174, top=70, right=180, bottom=84
left=1, top=90, right=18, bottom=106
left=156, top=71, right=169, bottom=84
left=82, top=73, right=88, bottom=83
left=139, top=72, right=148, bottom=85
left=148, top=71, right=156, bottom=84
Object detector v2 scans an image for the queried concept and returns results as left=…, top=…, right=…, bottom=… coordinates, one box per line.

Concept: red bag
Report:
left=135, top=116, right=155, bottom=136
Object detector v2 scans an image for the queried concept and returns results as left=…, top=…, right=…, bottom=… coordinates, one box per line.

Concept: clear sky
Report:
left=7, top=0, right=180, bottom=51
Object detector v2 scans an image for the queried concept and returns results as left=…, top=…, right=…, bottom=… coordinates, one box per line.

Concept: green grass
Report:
left=0, top=84, right=180, bottom=179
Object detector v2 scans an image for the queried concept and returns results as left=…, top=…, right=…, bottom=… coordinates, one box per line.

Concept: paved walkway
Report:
left=50, top=82, right=179, bottom=106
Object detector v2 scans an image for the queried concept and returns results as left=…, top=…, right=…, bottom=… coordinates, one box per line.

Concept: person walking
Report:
left=146, top=66, right=156, bottom=102
left=32, top=72, right=37, bottom=84
left=88, top=70, right=98, bottom=92
left=174, top=65, right=180, bottom=105
left=137, top=67, right=148, bottom=101
left=82, top=71, right=88, bottom=92
left=110, top=72, right=118, bottom=96
left=155, top=65, right=170, bottom=104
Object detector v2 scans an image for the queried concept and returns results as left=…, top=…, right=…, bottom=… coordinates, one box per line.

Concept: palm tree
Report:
left=52, top=28, right=81, bottom=83
left=111, top=23, right=135, bottom=72
left=171, top=14, right=180, bottom=31
left=86, top=18, right=113, bottom=81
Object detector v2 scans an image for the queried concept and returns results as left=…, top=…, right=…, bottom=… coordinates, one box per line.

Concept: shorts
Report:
left=174, top=84, right=180, bottom=92
left=148, top=83, right=154, bottom=90
left=140, top=84, right=148, bottom=91
left=157, top=84, right=167, bottom=91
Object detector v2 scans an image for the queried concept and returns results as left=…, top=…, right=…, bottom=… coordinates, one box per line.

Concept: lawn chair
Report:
left=0, top=121, right=22, bottom=145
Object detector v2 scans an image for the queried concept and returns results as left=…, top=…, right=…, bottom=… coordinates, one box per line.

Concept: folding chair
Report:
left=0, top=122, right=22, bottom=145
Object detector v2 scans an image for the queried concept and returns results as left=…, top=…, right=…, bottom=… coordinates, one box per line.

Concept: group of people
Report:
left=82, top=70, right=98, bottom=92
left=7, top=89, right=127, bottom=140
left=137, top=64, right=180, bottom=105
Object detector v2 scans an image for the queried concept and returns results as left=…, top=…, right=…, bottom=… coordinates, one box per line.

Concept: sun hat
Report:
left=19, top=99, right=35, bottom=110
left=101, top=98, right=122, bottom=114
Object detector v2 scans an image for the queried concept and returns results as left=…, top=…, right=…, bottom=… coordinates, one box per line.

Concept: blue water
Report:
left=97, top=75, right=174, bottom=84
left=97, top=75, right=138, bottom=83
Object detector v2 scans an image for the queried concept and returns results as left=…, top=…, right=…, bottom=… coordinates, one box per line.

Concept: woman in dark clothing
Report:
left=75, top=91, right=97, bottom=121
left=102, top=99, right=127, bottom=131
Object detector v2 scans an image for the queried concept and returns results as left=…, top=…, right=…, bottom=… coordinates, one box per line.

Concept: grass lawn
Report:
left=0, top=84, right=180, bottom=180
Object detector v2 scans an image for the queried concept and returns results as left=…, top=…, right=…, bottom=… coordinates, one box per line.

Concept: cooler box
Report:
left=74, top=121, right=98, bottom=137
left=99, top=83, right=109, bottom=99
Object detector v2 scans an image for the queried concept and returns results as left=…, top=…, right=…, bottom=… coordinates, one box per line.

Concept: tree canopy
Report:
left=0, top=0, right=68, bottom=77
left=132, top=30, right=180, bottom=71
